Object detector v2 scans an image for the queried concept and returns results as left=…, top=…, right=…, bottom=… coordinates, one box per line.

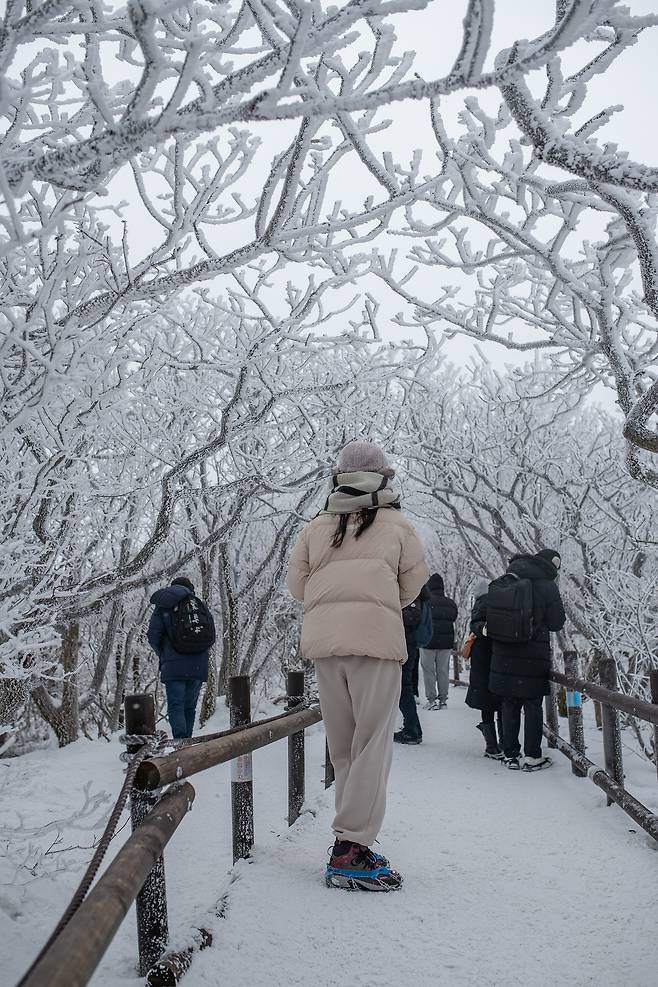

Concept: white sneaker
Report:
left=520, top=755, right=553, bottom=772
left=423, top=701, right=435, bottom=710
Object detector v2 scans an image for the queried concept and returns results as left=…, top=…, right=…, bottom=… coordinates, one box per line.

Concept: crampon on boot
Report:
left=476, top=721, right=504, bottom=760
left=326, top=842, right=402, bottom=892
left=520, top=755, right=553, bottom=772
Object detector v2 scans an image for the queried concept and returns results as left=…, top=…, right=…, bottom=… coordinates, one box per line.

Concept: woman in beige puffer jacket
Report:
left=286, top=440, right=428, bottom=891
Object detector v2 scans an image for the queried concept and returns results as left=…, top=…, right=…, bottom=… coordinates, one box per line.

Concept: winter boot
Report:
left=326, top=843, right=403, bottom=892
left=394, top=729, right=422, bottom=745
left=331, top=840, right=389, bottom=868
left=477, top=721, right=504, bottom=760
left=520, top=755, right=553, bottom=772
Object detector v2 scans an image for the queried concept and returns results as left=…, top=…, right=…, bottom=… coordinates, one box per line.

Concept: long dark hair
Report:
left=331, top=509, right=377, bottom=548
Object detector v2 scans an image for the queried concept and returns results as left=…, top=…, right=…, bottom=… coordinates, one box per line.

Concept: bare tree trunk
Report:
left=216, top=543, right=238, bottom=700
left=32, top=622, right=81, bottom=747
left=200, top=544, right=218, bottom=725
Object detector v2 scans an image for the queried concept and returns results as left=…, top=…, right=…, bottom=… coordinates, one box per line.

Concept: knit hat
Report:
left=536, top=549, right=561, bottom=571
left=473, top=577, right=489, bottom=597
left=171, top=576, right=194, bottom=591
left=337, top=440, right=395, bottom=477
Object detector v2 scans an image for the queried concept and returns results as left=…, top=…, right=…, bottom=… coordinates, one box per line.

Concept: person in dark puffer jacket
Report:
left=147, top=577, right=210, bottom=739
left=395, top=586, right=432, bottom=745
left=420, top=573, right=457, bottom=710
left=488, top=550, right=566, bottom=771
left=465, top=578, right=502, bottom=759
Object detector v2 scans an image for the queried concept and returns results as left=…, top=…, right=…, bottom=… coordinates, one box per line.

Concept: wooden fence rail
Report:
left=16, top=678, right=326, bottom=987
left=550, top=669, right=658, bottom=726
left=134, top=704, right=323, bottom=791
left=547, top=654, right=658, bottom=844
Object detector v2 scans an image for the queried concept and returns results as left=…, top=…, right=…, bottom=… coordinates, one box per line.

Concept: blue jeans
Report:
left=165, top=680, right=203, bottom=738
left=399, top=650, right=422, bottom=740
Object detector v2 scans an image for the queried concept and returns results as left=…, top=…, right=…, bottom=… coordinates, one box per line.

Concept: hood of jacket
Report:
left=150, top=585, right=193, bottom=609
left=508, top=554, right=558, bottom=581
left=428, top=573, right=444, bottom=593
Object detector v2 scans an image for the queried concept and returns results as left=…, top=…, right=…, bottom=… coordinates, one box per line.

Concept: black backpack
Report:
left=168, top=596, right=216, bottom=654
left=486, top=573, right=534, bottom=643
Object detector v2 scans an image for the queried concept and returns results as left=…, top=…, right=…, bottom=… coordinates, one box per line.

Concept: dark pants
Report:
left=399, top=650, right=422, bottom=740
left=165, top=679, right=203, bottom=739
left=501, top=696, right=543, bottom=759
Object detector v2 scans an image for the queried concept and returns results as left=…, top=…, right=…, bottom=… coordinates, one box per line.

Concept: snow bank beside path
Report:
left=2, top=692, right=657, bottom=987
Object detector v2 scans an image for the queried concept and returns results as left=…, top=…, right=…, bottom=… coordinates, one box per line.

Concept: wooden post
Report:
left=229, top=675, right=254, bottom=862
left=599, top=657, right=624, bottom=805
left=563, top=652, right=586, bottom=778
left=124, top=694, right=169, bottom=976
left=452, top=650, right=461, bottom=685
left=287, top=671, right=305, bottom=826
left=651, top=670, right=658, bottom=783
left=324, top=738, right=335, bottom=789
left=544, top=680, right=559, bottom=749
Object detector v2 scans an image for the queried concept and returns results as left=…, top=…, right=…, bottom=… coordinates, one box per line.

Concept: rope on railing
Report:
left=16, top=729, right=169, bottom=987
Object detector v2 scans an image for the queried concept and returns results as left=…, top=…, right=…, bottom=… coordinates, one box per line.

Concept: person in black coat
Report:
left=465, top=578, right=502, bottom=759
left=488, top=549, right=566, bottom=771
left=420, top=573, right=458, bottom=710
left=395, top=587, right=432, bottom=744
left=147, top=577, right=212, bottom=739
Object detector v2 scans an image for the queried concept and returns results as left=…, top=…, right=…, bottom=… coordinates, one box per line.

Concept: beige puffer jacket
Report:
left=287, top=509, right=428, bottom=662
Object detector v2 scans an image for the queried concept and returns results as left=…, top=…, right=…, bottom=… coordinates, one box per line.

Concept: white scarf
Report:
left=323, top=470, right=401, bottom=514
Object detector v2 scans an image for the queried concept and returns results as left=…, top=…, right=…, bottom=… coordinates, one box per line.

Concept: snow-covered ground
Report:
left=2, top=689, right=657, bottom=987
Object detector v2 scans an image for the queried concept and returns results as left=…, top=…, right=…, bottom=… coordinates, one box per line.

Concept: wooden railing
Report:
left=545, top=651, right=658, bottom=842
left=16, top=672, right=327, bottom=987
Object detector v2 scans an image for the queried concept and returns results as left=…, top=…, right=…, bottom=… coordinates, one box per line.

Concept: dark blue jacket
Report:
left=147, top=585, right=210, bottom=683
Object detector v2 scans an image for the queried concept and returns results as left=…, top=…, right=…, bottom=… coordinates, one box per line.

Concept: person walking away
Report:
left=147, top=577, right=216, bottom=739
left=395, top=588, right=432, bottom=744
left=487, top=550, right=566, bottom=771
left=465, top=577, right=502, bottom=759
left=421, top=573, right=458, bottom=709
left=287, top=440, right=428, bottom=891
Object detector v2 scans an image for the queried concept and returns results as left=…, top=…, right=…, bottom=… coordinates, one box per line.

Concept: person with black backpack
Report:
left=395, top=587, right=433, bottom=745
left=487, top=549, right=566, bottom=771
left=147, top=576, right=216, bottom=739
left=420, top=573, right=458, bottom=710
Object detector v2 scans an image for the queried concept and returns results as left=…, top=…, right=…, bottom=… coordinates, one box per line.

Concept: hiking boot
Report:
left=520, top=755, right=553, bottom=772
left=394, top=730, right=422, bottom=745
left=326, top=843, right=403, bottom=892
left=477, top=721, right=504, bottom=760
left=504, top=755, right=520, bottom=770
left=331, top=841, right=389, bottom=868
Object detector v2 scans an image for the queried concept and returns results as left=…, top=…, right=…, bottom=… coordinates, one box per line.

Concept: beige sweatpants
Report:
left=314, top=654, right=402, bottom=847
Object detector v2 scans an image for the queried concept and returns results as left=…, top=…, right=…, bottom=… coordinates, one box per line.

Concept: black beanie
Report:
left=171, top=576, right=194, bottom=591
left=537, top=549, right=561, bottom=571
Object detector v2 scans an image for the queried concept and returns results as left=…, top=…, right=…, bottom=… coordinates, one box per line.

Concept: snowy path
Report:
left=2, top=689, right=658, bottom=987
left=191, top=694, right=658, bottom=987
